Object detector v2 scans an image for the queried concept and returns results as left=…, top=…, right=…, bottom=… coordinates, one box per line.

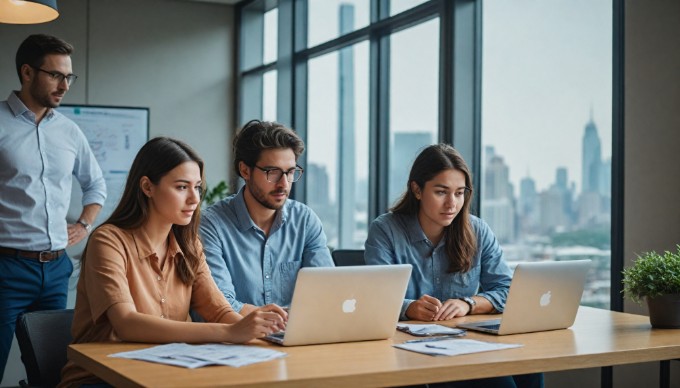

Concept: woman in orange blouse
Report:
left=60, top=137, right=286, bottom=387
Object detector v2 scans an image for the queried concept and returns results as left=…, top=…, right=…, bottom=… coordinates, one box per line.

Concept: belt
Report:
left=0, top=247, right=65, bottom=262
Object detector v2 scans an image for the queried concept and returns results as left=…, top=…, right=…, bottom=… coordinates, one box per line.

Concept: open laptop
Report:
left=264, top=264, right=412, bottom=346
left=457, top=260, right=591, bottom=335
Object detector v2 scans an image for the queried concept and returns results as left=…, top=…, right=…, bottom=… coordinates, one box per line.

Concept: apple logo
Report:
left=539, top=291, right=552, bottom=307
left=342, top=298, right=357, bottom=313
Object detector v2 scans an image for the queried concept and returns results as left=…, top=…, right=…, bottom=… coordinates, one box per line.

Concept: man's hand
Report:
left=67, top=223, right=89, bottom=247
left=433, top=299, right=470, bottom=321
left=405, top=294, right=443, bottom=321
left=254, top=303, right=288, bottom=327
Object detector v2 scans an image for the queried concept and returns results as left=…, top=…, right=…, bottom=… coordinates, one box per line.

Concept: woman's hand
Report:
left=226, top=309, right=286, bottom=343
left=405, top=294, right=443, bottom=321
left=433, top=299, right=470, bottom=321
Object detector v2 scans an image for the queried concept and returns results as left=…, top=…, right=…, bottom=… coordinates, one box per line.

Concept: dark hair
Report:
left=232, top=119, right=305, bottom=178
left=392, top=144, right=477, bottom=273
left=86, top=137, right=206, bottom=285
left=15, top=34, right=74, bottom=84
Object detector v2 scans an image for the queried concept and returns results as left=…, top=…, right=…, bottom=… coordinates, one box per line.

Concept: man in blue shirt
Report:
left=0, top=34, right=106, bottom=380
left=200, top=120, right=333, bottom=316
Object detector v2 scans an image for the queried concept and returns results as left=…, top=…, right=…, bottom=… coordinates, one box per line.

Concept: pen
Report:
left=403, top=335, right=460, bottom=344
left=425, top=344, right=449, bottom=349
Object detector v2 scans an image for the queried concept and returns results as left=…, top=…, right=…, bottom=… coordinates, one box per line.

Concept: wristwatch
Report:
left=459, top=296, right=476, bottom=315
left=77, top=219, right=92, bottom=233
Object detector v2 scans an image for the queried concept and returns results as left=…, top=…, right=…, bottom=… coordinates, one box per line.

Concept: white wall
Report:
left=617, top=0, right=680, bottom=386
left=0, top=0, right=234, bottom=385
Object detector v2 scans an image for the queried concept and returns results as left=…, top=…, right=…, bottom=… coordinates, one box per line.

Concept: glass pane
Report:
left=481, top=0, right=612, bottom=308
left=240, top=2, right=278, bottom=70
left=240, top=73, right=263, bottom=123
left=389, top=0, right=429, bottom=17
left=263, top=8, right=278, bottom=65
left=307, top=41, right=370, bottom=249
left=262, top=70, right=277, bottom=121
left=307, top=0, right=370, bottom=49
left=388, top=18, right=440, bottom=206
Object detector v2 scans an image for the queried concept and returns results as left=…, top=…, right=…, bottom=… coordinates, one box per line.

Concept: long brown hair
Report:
left=391, top=144, right=477, bottom=273
left=85, top=137, right=206, bottom=284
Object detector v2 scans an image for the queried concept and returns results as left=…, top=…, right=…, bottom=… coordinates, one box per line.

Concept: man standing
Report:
left=0, top=34, right=106, bottom=379
left=200, top=120, right=333, bottom=315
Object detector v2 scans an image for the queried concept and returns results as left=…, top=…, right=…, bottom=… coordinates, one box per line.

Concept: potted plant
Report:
left=622, top=246, right=680, bottom=328
left=202, top=181, right=229, bottom=207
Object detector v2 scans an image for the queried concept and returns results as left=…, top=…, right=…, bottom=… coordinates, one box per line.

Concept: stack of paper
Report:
left=397, top=323, right=466, bottom=337
left=109, top=343, right=287, bottom=368
left=394, top=338, right=522, bottom=356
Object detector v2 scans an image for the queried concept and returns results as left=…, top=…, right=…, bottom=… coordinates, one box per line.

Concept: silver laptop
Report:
left=264, top=264, right=412, bottom=346
left=457, top=260, right=591, bottom=335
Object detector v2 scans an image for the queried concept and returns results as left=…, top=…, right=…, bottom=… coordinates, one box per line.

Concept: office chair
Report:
left=15, top=309, right=74, bottom=388
left=331, top=249, right=365, bottom=266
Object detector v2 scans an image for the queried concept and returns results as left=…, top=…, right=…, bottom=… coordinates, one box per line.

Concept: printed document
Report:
left=394, top=338, right=522, bottom=356
left=397, top=323, right=466, bottom=337
left=109, top=343, right=286, bottom=368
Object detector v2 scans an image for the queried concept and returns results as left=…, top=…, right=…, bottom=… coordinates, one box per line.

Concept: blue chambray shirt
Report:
left=200, top=187, right=334, bottom=312
left=365, top=212, right=512, bottom=320
left=0, top=92, right=106, bottom=251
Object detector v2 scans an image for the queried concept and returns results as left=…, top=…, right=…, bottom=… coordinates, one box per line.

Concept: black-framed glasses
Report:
left=254, top=165, right=304, bottom=183
left=33, top=67, right=78, bottom=86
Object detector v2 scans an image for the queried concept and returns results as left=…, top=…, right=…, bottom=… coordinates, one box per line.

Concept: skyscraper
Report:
left=389, top=132, right=433, bottom=204
left=338, top=3, right=355, bottom=248
left=482, top=153, right=516, bottom=242
left=581, top=115, right=602, bottom=194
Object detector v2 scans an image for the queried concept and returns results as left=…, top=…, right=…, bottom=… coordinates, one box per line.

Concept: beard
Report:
left=247, top=181, right=288, bottom=210
left=30, top=81, right=61, bottom=109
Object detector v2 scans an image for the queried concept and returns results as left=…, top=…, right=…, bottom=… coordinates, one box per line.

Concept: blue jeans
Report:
left=0, top=252, right=73, bottom=382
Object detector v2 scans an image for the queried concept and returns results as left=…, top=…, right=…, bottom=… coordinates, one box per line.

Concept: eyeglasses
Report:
left=254, top=165, right=304, bottom=183
left=33, top=67, right=78, bottom=86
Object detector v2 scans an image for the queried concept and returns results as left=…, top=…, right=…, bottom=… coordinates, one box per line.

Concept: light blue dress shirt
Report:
left=365, top=212, right=512, bottom=320
left=200, top=187, right=334, bottom=312
left=0, top=92, right=106, bottom=251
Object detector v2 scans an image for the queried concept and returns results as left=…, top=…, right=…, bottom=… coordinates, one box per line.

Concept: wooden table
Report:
left=68, top=307, right=680, bottom=387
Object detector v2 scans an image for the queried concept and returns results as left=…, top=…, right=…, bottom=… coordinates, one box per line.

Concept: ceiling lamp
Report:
left=0, top=0, right=59, bottom=24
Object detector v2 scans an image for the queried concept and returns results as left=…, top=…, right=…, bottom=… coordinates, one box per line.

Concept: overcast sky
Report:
left=482, top=0, right=612, bottom=194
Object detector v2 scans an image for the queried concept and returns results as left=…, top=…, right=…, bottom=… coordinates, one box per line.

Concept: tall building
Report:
left=338, top=3, right=355, bottom=248
left=482, top=154, right=515, bottom=242
left=389, top=132, right=433, bottom=204
left=519, top=174, right=539, bottom=234
left=553, top=167, right=574, bottom=223
left=306, top=163, right=338, bottom=247
left=581, top=115, right=602, bottom=194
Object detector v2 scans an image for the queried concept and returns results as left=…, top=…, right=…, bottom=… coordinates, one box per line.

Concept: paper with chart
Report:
left=109, top=343, right=287, bottom=368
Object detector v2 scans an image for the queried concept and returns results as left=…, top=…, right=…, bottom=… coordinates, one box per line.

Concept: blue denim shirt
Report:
left=0, top=92, right=106, bottom=250
left=365, top=212, right=512, bottom=320
left=200, top=187, right=334, bottom=312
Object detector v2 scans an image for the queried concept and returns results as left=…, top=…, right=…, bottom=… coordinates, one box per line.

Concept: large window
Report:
left=481, top=0, right=613, bottom=308
left=388, top=18, right=439, bottom=205
left=307, top=41, right=370, bottom=249
left=237, top=0, right=619, bottom=307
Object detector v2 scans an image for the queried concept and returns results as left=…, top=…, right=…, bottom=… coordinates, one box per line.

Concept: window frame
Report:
left=235, top=0, right=624, bottom=310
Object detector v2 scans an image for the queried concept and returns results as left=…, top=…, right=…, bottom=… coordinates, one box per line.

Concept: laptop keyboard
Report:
left=479, top=323, right=501, bottom=331
left=268, top=331, right=285, bottom=339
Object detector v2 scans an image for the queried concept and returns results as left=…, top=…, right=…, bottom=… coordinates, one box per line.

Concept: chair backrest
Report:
left=331, top=249, right=365, bottom=266
left=15, top=309, right=74, bottom=387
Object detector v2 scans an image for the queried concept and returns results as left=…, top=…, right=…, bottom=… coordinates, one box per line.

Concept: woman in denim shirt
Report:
left=365, top=144, right=543, bottom=388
